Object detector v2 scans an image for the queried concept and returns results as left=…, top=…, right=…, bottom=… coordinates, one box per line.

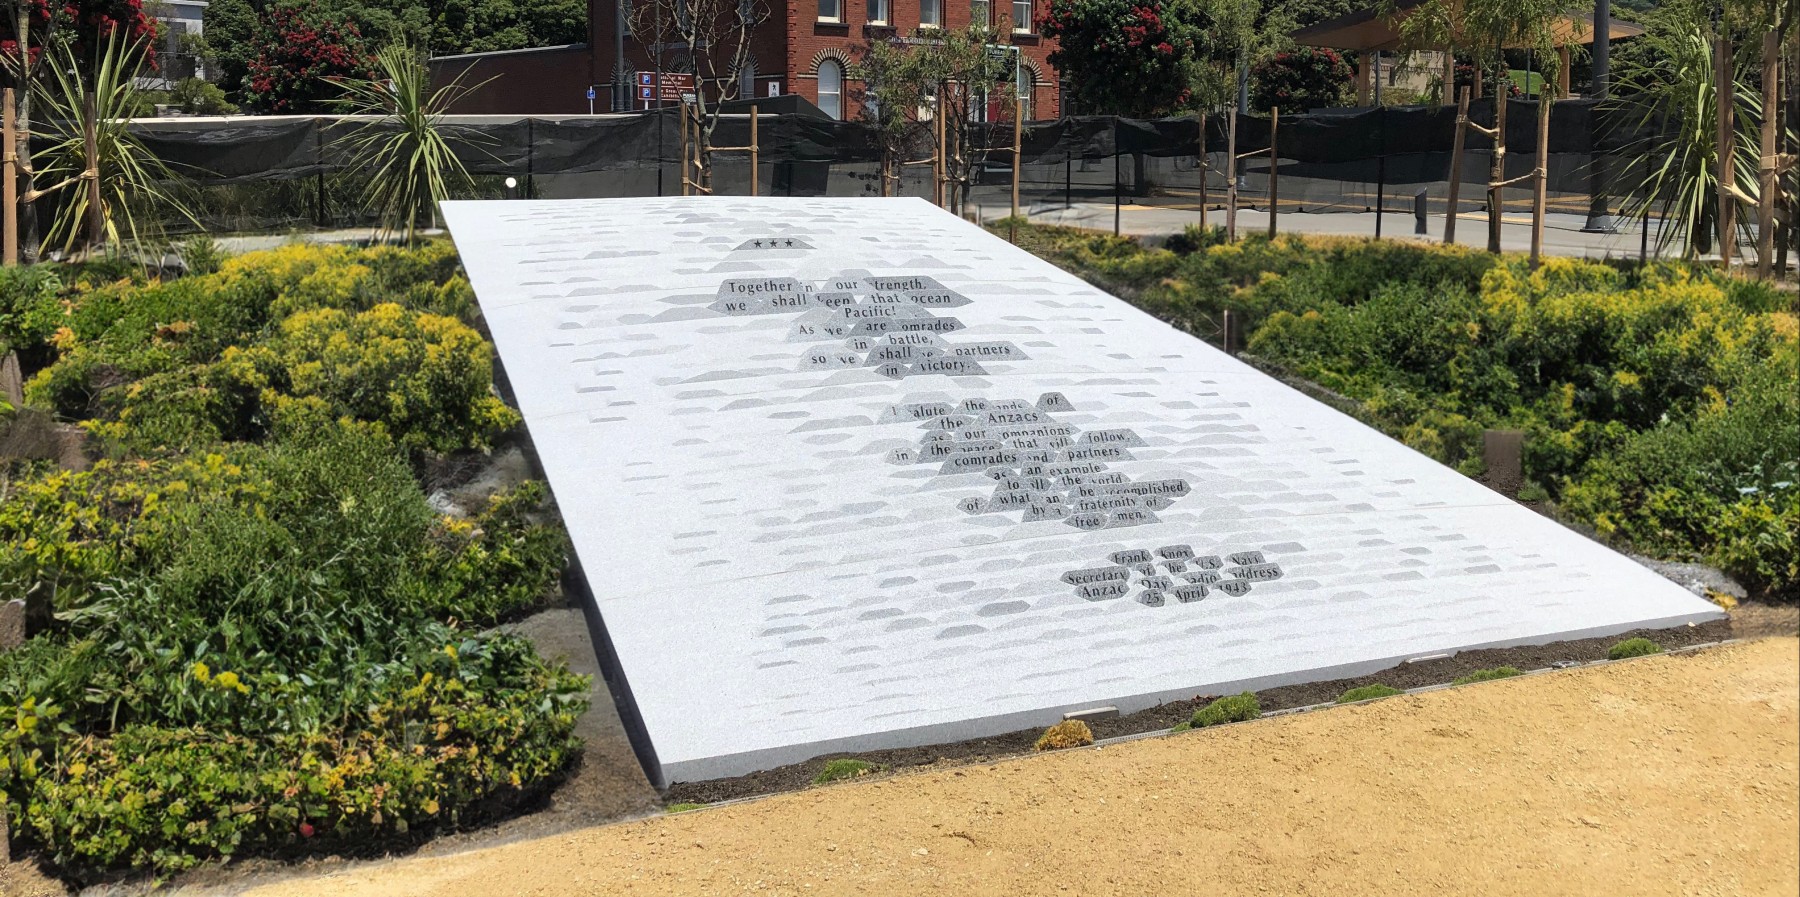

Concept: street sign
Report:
left=586, top=87, right=597, bottom=100
left=635, top=71, right=696, bottom=108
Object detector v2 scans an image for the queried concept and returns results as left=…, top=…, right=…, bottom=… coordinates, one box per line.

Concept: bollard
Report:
left=1414, top=189, right=1429, bottom=235
left=1483, top=429, right=1525, bottom=496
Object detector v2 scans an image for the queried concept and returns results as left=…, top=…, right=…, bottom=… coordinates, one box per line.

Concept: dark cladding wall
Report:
left=429, top=45, right=597, bottom=115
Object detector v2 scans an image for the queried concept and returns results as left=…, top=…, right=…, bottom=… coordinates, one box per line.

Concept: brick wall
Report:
left=437, top=0, right=1061, bottom=119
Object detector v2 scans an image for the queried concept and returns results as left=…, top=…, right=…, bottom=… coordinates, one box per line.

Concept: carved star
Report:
left=752, top=239, right=763, bottom=247
left=784, top=239, right=795, bottom=246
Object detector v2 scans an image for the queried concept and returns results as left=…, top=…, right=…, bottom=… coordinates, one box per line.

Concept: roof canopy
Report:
left=1292, top=0, right=1645, bottom=52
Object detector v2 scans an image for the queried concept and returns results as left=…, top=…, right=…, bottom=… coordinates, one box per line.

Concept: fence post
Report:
left=1113, top=141, right=1121, bottom=237
left=1225, top=107, right=1238, bottom=241
left=3, top=88, right=15, bottom=267
left=1197, top=109, right=1208, bottom=231
left=526, top=117, right=536, bottom=198
left=1267, top=106, right=1279, bottom=239
left=1445, top=87, right=1468, bottom=245
left=1375, top=106, right=1387, bottom=238
left=82, top=90, right=102, bottom=252
left=750, top=105, right=759, bottom=198
left=314, top=120, right=327, bottom=227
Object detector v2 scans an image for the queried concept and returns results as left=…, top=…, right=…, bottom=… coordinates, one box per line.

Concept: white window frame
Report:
left=971, top=0, right=990, bottom=28
left=867, top=0, right=889, bottom=25
left=919, top=0, right=941, bottom=28
left=817, top=59, right=845, bottom=119
left=818, top=0, right=841, bottom=22
left=1012, top=0, right=1031, bottom=32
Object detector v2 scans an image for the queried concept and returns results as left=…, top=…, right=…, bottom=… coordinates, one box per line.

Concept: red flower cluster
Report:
left=240, top=4, right=375, bottom=114
left=2, top=0, right=157, bottom=69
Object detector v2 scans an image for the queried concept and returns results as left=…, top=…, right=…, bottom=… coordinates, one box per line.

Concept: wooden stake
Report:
left=1357, top=52, right=1372, bottom=105
left=1197, top=109, right=1208, bottom=231
left=1530, top=94, right=1551, bottom=268
left=1556, top=45, right=1571, bottom=97
left=1445, top=86, right=1468, bottom=245
left=1757, top=31, right=1778, bottom=279
left=1488, top=84, right=1507, bottom=254
left=82, top=90, right=102, bottom=252
left=1225, top=107, right=1238, bottom=241
left=3, top=89, right=16, bottom=267
left=935, top=86, right=946, bottom=208
left=1716, top=34, right=1735, bottom=267
left=1011, top=94, right=1022, bottom=237
left=749, top=105, right=759, bottom=197
left=1267, top=106, right=1279, bottom=239
left=679, top=104, right=691, bottom=196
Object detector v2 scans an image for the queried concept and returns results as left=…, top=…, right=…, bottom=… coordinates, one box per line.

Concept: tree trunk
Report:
left=1715, top=34, right=1735, bottom=269
left=1755, top=31, right=1777, bottom=279
left=14, top=6, right=37, bottom=263
left=1488, top=70, right=1507, bottom=254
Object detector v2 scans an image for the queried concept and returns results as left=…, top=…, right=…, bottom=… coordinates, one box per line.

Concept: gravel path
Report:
left=241, top=637, right=1799, bottom=897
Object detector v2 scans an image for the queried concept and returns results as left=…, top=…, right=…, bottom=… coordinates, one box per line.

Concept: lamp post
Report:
left=1582, top=0, right=1617, bottom=233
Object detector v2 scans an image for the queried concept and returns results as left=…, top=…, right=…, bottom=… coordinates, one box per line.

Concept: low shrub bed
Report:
left=1007, top=224, right=1799, bottom=601
left=0, top=242, right=582, bottom=879
left=1335, top=684, right=1404, bottom=703
left=1608, top=637, right=1664, bottom=660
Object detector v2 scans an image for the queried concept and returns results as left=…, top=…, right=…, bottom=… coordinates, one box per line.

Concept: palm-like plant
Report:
left=1610, top=8, right=1778, bottom=258
left=31, top=30, right=194, bottom=256
left=334, top=44, right=487, bottom=244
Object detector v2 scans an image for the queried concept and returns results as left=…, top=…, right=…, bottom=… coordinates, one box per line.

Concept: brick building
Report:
left=431, top=0, right=1060, bottom=120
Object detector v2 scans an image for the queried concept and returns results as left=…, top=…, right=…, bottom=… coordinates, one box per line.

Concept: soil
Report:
left=238, top=637, right=1800, bottom=897
left=663, top=617, right=1736, bottom=805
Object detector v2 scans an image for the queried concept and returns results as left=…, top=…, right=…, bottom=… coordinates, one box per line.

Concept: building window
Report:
left=971, top=0, right=989, bottom=28
left=1012, top=0, right=1030, bottom=31
left=819, top=0, right=840, bottom=20
left=1018, top=76, right=1034, bottom=119
left=818, top=59, right=844, bottom=119
left=920, top=0, right=941, bottom=27
left=867, top=0, right=889, bottom=24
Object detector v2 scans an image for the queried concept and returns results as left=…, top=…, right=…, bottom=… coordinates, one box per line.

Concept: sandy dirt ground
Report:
left=239, top=637, right=1799, bottom=897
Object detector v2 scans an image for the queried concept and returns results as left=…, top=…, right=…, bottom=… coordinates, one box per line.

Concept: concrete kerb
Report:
left=656, top=636, right=1741, bottom=815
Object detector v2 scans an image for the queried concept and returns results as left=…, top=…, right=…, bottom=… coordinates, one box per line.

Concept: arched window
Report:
left=1018, top=76, right=1034, bottom=121
left=818, top=59, right=844, bottom=120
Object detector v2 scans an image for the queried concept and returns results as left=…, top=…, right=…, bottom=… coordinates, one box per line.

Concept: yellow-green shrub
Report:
left=1033, top=719, right=1094, bottom=751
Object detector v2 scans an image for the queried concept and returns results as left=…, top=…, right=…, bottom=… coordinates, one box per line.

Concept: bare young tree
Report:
left=855, top=18, right=1017, bottom=212
left=630, top=0, right=771, bottom=192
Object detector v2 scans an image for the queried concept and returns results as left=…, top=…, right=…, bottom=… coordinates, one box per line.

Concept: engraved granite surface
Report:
left=443, top=197, right=1722, bottom=787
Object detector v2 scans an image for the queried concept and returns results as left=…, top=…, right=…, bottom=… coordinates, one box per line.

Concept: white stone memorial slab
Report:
left=443, top=197, right=1723, bottom=787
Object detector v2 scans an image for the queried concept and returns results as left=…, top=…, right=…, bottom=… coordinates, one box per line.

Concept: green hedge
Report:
left=1008, top=224, right=1799, bottom=601
left=0, top=242, right=579, bottom=878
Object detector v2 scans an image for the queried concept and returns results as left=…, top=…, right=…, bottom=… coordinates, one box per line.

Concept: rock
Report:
left=0, top=599, right=23, bottom=652
left=1630, top=555, right=1748, bottom=601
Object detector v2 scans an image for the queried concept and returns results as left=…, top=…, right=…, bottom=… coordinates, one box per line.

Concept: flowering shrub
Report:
left=1038, top=0, right=1208, bottom=116
left=1008, top=223, right=1798, bottom=601
left=239, top=4, right=375, bottom=114
left=0, top=242, right=579, bottom=879
left=1250, top=48, right=1352, bottom=112
left=24, top=242, right=508, bottom=455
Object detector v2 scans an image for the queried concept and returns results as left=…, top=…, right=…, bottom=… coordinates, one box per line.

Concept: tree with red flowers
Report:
left=238, top=4, right=374, bottom=114
left=1249, top=47, right=1352, bottom=112
left=1039, top=0, right=1260, bottom=117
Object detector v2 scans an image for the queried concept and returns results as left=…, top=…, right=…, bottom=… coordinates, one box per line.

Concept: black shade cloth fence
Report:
left=110, top=97, right=1661, bottom=186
